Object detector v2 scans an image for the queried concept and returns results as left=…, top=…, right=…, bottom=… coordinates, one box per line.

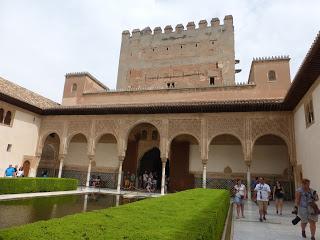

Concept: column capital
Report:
left=244, top=160, right=251, bottom=167
left=202, top=159, right=208, bottom=165
left=161, top=157, right=167, bottom=163
left=118, top=155, right=125, bottom=162
left=59, top=154, right=66, bottom=160
left=88, top=155, right=95, bottom=161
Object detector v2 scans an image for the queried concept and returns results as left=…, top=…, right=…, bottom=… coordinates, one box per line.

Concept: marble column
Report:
left=202, top=159, right=208, bottom=189
left=58, top=154, right=65, bottom=178
left=160, top=158, right=167, bottom=195
left=86, top=155, right=94, bottom=187
left=117, top=156, right=124, bottom=194
left=246, top=163, right=251, bottom=200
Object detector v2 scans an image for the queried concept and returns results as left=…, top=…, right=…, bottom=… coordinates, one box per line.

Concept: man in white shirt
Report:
left=254, top=177, right=271, bottom=222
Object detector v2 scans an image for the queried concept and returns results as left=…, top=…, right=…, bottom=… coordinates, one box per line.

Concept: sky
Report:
left=0, top=0, right=319, bottom=102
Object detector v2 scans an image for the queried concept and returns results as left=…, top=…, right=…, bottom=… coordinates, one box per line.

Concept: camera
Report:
left=292, top=215, right=301, bottom=225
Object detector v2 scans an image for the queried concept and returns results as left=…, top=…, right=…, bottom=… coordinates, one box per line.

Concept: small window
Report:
left=180, top=45, right=183, bottom=49
left=152, top=130, right=158, bottom=141
left=72, top=83, right=77, bottom=92
left=4, top=111, right=11, bottom=125
left=268, top=70, right=276, bottom=81
left=171, top=82, right=175, bottom=88
left=7, top=144, right=12, bottom=152
left=166, top=47, right=169, bottom=51
left=0, top=108, right=4, bottom=123
left=167, top=83, right=170, bottom=88
left=209, top=77, right=215, bottom=85
left=141, top=130, right=147, bottom=140
left=195, top=43, right=198, bottom=47
left=305, top=98, right=315, bottom=127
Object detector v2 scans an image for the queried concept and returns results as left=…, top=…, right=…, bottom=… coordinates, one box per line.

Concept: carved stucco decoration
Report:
left=94, top=119, right=120, bottom=142
left=38, top=120, right=64, bottom=154
left=250, top=116, right=291, bottom=145
left=250, top=116, right=294, bottom=164
left=67, top=120, right=91, bottom=140
left=207, top=117, right=245, bottom=145
left=168, top=119, right=201, bottom=144
left=118, top=118, right=163, bottom=156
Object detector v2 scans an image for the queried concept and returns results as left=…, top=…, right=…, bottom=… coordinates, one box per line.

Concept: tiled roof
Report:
left=0, top=77, right=60, bottom=110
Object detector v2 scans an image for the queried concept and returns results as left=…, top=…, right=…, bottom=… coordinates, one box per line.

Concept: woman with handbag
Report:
left=295, top=178, right=319, bottom=240
left=234, top=179, right=246, bottom=219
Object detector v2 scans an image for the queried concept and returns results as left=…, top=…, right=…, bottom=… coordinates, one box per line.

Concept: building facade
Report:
left=0, top=16, right=319, bottom=197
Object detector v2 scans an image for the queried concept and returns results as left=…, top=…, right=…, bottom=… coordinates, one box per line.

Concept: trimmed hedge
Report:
left=0, top=188, right=230, bottom=240
left=0, top=178, right=78, bottom=194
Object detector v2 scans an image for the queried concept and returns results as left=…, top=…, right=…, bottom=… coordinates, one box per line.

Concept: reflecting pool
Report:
left=0, top=193, right=138, bottom=229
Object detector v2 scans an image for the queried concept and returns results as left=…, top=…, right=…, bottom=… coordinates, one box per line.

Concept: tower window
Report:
left=72, top=83, right=77, bottom=92
left=0, top=108, right=4, bottom=123
left=195, top=43, right=198, bottom=47
left=4, top=111, right=12, bottom=125
left=305, top=97, right=315, bottom=127
left=7, top=144, right=12, bottom=152
left=268, top=70, right=276, bottom=81
left=166, top=47, right=169, bottom=51
left=209, top=77, right=215, bottom=85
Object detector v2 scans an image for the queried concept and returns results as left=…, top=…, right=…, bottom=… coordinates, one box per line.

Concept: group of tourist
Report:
left=234, top=177, right=319, bottom=240
left=123, top=171, right=168, bottom=193
left=4, top=164, right=24, bottom=177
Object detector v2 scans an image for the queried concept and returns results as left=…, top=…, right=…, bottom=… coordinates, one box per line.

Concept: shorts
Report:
left=234, top=196, right=243, bottom=205
left=257, top=200, right=268, bottom=209
left=298, top=207, right=319, bottom=224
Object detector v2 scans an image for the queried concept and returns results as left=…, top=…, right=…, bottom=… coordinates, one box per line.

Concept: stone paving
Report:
left=233, top=200, right=320, bottom=240
left=0, top=187, right=161, bottom=201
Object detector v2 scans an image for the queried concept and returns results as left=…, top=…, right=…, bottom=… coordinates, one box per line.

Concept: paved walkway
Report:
left=0, top=187, right=161, bottom=201
left=233, top=200, right=320, bottom=240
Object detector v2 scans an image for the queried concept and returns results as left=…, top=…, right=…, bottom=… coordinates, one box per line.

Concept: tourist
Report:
left=41, top=170, right=48, bottom=177
left=295, top=178, right=319, bottom=240
left=89, top=175, right=96, bottom=186
left=13, top=165, right=18, bottom=177
left=4, top=164, right=15, bottom=177
left=129, top=172, right=136, bottom=190
left=273, top=181, right=285, bottom=215
left=254, top=177, right=271, bottom=222
left=233, top=179, right=246, bottom=219
left=251, top=177, right=258, bottom=199
left=146, top=177, right=153, bottom=193
left=92, top=176, right=101, bottom=187
left=143, top=171, right=148, bottom=188
left=124, top=172, right=130, bottom=189
left=16, top=166, right=24, bottom=177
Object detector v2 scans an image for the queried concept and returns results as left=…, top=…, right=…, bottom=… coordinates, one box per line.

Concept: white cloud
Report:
left=0, top=0, right=319, bottom=102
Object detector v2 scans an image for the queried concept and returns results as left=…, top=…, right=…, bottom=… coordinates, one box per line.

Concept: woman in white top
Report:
left=16, top=167, right=24, bottom=177
left=234, top=179, right=246, bottom=219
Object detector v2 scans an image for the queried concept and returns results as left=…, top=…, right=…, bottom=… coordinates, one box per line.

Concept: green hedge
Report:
left=0, top=178, right=78, bottom=194
left=0, top=189, right=230, bottom=240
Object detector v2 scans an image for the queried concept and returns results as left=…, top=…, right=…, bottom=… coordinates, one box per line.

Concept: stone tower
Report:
left=117, top=15, right=235, bottom=90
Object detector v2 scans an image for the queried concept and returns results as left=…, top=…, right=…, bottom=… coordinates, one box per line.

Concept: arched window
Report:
left=72, top=83, right=77, bottom=92
left=268, top=70, right=276, bottom=81
left=4, top=111, right=11, bottom=125
left=0, top=108, right=4, bottom=123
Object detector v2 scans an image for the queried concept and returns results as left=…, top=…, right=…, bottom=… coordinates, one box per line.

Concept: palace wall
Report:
left=117, top=16, right=235, bottom=90
left=0, top=101, right=41, bottom=177
left=294, top=75, right=320, bottom=191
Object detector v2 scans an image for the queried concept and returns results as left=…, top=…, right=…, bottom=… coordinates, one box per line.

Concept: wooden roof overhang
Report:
left=41, top=99, right=285, bottom=115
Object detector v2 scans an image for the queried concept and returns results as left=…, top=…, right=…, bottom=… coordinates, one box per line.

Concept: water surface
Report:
left=0, top=193, right=137, bottom=229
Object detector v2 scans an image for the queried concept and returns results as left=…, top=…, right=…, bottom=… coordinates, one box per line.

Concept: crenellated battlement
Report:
left=252, top=55, right=290, bottom=62
left=121, top=15, right=233, bottom=38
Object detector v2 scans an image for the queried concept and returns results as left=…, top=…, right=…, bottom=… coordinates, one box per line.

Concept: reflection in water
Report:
left=0, top=193, right=139, bottom=229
